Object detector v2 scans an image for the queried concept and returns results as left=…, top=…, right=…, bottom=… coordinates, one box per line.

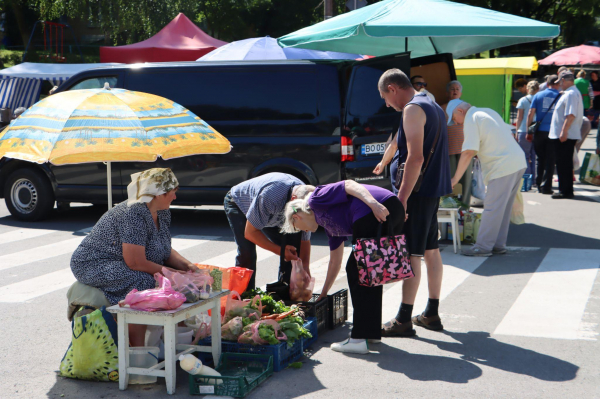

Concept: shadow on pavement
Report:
left=508, top=223, right=600, bottom=250
left=417, top=331, right=579, bottom=382
left=354, top=342, right=483, bottom=384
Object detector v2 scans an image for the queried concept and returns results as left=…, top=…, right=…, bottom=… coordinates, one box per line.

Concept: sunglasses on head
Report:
left=414, top=82, right=427, bottom=87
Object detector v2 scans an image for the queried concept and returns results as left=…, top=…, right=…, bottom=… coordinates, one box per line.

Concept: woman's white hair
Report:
left=280, top=196, right=312, bottom=234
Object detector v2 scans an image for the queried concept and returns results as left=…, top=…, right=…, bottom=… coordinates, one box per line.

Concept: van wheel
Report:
left=4, top=168, right=55, bottom=221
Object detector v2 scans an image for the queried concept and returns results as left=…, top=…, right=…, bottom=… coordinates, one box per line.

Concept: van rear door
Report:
left=342, top=53, right=456, bottom=189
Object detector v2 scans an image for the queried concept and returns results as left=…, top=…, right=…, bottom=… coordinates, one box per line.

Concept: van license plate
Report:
left=361, top=143, right=386, bottom=155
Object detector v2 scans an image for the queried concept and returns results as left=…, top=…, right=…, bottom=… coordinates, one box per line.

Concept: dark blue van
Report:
left=0, top=53, right=455, bottom=220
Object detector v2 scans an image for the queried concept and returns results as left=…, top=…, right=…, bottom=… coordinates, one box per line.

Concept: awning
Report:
left=0, top=62, right=122, bottom=111
left=0, top=78, right=42, bottom=110
left=454, top=57, right=539, bottom=76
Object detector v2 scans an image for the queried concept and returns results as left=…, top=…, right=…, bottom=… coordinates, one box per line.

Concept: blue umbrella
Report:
left=278, top=0, right=560, bottom=58
left=197, top=36, right=361, bottom=61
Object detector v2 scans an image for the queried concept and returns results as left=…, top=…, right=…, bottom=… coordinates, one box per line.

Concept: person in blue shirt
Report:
left=527, top=74, right=561, bottom=194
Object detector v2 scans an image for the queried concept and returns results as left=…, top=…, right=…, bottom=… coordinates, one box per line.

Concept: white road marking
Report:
left=0, top=228, right=58, bottom=245
left=198, top=247, right=274, bottom=268
left=381, top=249, right=488, bottom=320
left=310, top=247, right=353, bottom=289
left=494, top=248, right=600, bottom=340
left=171, top=235, right=221, bottom=251
left=0, top=236, right=85, bottom=272
left=0, top=268, right=76, bottom=303
left=573, top=187, right=600, bottom=202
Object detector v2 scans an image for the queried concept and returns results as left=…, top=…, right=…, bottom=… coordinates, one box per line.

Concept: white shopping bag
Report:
left=471, top=157, right=486, bottom=200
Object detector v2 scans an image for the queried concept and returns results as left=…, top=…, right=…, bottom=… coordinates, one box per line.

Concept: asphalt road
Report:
left=0, top=134, right=599, bottom=399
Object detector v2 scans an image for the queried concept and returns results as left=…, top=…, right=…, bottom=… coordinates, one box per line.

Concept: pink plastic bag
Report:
left=119, top=274, right=186, bottom=312
left=222, top=291, right=262, bottom=324
left=289, top=259, right=315, bottom=302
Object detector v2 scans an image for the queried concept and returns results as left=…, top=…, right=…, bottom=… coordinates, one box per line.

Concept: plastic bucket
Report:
left=177, top=327, right=194, bottom=345
left=129, top=346, right=159, bottom=384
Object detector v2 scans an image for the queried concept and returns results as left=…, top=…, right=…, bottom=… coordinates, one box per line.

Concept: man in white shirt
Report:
left=448, top=101, right=526, bottom=257
left=549, top=70, right=583, bottom=199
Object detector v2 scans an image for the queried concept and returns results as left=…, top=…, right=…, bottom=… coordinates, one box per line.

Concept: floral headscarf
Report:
left=127, top=168, right=179, bottom=206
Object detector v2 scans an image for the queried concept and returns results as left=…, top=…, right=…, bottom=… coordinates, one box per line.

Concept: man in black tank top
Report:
left=375, top=69, right=452, bottom=337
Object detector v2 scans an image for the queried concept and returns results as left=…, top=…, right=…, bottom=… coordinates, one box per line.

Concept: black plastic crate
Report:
left=327, top=289, right=348, bottom=329
left=284, top=294, right=328, bottom=335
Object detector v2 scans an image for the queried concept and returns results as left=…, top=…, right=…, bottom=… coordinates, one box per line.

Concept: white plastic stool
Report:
left=438, top=207, right=461, bottom=254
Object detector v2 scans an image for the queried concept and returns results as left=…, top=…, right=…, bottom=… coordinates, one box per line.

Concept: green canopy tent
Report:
left=278, top=0, right=559, bottom=59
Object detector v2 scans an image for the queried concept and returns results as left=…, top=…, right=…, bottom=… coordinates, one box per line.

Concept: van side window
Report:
left=126, top=70, right=318, bottom=121
left=69, top=77, right=117, bottom=90
left=347, top=66, right=395, bottom=117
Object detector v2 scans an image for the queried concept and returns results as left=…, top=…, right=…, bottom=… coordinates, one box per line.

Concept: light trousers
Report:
left=474, top=168, right=526, bottom=252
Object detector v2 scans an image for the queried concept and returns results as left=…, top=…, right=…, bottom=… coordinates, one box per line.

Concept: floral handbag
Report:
left=352, top=223, right=414, bottom=287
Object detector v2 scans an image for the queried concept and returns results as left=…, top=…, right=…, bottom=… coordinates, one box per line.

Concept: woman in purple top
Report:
left=281, top=180, right=405, bottom=354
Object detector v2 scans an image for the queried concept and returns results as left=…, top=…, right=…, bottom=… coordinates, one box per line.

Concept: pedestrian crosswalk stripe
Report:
left=0, top=236, right=85, bottom=272
left=172, top=235, right=221, bottom=251
left=0, top=228, right=57, bottom=245
left=198, top=247, right=274, bottom=268
left=381, top=249, right=489, bottom=321
left=0, top=268, right=75, bottom=303
left=494, top=248, right=600, bottom=340
left=573, top=187, right=600, bottom=202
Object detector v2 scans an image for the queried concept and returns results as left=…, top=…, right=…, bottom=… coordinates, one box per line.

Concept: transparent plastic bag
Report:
left=162, top=268, right=213, bottom=303
left=221, top=316, right=245, bottom=341
left=119, top=273, right=186, bottom=312
left=222, top=291, right=262, bottom=324
left=289, top=259, right=315, bottom=302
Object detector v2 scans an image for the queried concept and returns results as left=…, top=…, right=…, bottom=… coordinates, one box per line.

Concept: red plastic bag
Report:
left=289, top=259, right=315, bottom=302
left=118, top=274, right=186, bottom=312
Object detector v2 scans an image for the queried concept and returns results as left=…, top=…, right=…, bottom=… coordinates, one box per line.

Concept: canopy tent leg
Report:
left=106, top=161, right=113, bottom=210
left=429, top=37, right=439, bottom=54
left=405, top=37, right=408, bottom=52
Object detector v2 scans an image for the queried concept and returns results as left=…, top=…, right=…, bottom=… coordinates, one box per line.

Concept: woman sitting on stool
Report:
left=70, top=168, right=195, bottom=346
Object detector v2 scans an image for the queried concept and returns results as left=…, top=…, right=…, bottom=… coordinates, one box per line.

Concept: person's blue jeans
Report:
left=223, top=192, right=300, bottom=289
left=518, top=131, right=536, bottom=183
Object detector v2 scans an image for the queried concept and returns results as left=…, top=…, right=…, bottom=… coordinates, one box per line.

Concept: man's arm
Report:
left=344, top=180, right=389, bottom=222
left=516, top=109, right=524, bottom=135
left=451, top=150, right=477, bottom=188
left=244, top=221, right=298, bottom=261
left=373, top=133, right=398, bottom=175
left=397, top=105, right=426, bottom=211
left=317, top=243, right=345, bottom=301
left=300, top=240, right=311, bottom=276
left=560, top=114, right=575, bottom=142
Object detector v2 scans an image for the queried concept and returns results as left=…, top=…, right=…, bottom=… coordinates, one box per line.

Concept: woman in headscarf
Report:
left=70, top=168, right=194, bottom=345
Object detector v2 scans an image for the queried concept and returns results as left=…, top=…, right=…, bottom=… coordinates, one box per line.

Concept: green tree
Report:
left=30, top=0, right=201, bottom=44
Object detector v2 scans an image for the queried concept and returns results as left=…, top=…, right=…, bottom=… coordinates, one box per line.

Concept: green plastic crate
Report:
left=189, top=353, right=273, bottom=397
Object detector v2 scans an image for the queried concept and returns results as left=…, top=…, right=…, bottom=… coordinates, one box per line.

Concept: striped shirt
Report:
left=231, top=173, right=311, bottom=241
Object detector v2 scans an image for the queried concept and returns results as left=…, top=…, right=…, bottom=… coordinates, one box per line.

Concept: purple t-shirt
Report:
left=308, top=182, right=395, bottom=250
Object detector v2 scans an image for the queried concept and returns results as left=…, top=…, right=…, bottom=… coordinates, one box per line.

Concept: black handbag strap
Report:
left=375, top=221, right=394, bottom=241
left=421, top=105, right=442, bottom=176
left=537, top=93, right=562, bottom=126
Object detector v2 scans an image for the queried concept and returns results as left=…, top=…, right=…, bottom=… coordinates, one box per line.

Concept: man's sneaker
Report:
left=381, top=318, right=416, bottom=337
left=412, top=313, right=444, bottom=331
left=331, top=339, right=369, bottom=354
left=461, top=247, right=492, bottom=257
left=492, top=247, right=508, bottom=254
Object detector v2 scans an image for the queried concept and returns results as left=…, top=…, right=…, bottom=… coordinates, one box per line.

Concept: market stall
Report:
left=100, top=13, right=227, bottom=63
left=453, top=56, right=539, bottom=123
left=0, top=62, right=122, bottom=111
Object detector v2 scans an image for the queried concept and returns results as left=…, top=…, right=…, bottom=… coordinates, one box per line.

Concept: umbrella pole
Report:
left=107, top=161, right=113, bottom=210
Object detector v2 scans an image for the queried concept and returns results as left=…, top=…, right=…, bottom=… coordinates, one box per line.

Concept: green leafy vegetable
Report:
left=289, top=362, right=303, bottom=369
left=278, top=317, right=312, bottom=348
left=257, top=324, right=280, bottom=345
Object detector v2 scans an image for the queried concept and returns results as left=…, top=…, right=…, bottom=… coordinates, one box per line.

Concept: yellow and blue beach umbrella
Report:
left=0, top=85, right=231, bottom=207
left=0, top=85, right=230, bottom=165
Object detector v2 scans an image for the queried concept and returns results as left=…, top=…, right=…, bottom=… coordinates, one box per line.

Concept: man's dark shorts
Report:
left=402, top=195, right=440, bottom=257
